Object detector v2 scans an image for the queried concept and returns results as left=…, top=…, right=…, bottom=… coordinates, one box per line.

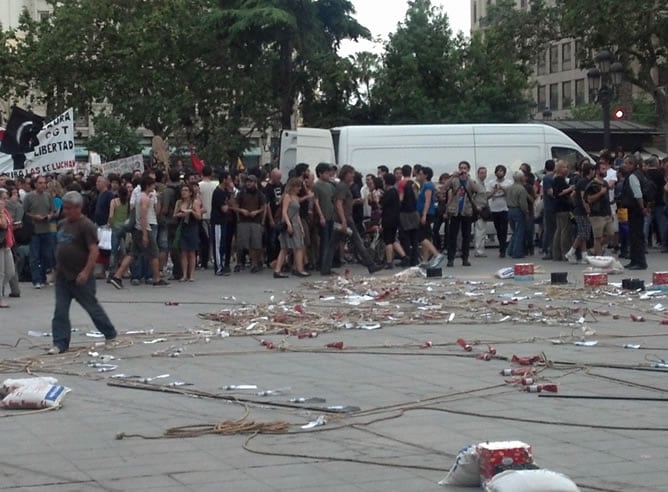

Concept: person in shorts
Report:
left=586, top=162, right=615, bottom=255
left=231, top=175, right=265, bottom=273
left=109, top=176, right=169, bottom=288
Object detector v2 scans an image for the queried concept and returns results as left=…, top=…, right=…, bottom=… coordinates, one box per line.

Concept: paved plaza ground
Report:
left=1, top=251, right=668, bottom=491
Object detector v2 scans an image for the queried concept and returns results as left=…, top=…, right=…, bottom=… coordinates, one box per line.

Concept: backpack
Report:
left=635, top=171, right=657, bottom=204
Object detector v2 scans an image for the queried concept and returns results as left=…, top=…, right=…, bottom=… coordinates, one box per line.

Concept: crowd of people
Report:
left=1, top=150, right=668, bottom=308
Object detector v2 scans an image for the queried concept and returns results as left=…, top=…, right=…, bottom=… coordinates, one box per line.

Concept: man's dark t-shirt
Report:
left=334, top=182, right=354, bottom=223
left=573, top=177, right=589, bottom=216
left=55, top=217, right=98, bottom=281
left=553, top=176, right=573, bottom=213
left=211, top=187, right=231, bottom=225
left=585, top=179, right=612, bottom=217
left=646, top=168, right=665, bottom=206
left=265, top=183, right=284, bottom=218
left=94, top=190, right=114, bottom=226
left=236, top=190, right=266, bottom=223
left=381, top=187, right=400, bottom=225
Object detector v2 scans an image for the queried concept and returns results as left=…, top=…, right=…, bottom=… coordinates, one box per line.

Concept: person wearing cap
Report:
left=230, top=174, right=266, bottom=273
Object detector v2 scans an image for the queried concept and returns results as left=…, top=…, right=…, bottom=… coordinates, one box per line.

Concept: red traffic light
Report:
left=613, top=108, right=625, bottom=120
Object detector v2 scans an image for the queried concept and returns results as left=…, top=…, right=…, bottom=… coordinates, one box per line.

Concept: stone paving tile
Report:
left=2, top=255, right=668, bottom=490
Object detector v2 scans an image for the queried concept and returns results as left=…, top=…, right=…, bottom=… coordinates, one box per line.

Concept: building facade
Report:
left=471, top=0, right=592, bottom=120
left=0, top=0, right=51, bottom=29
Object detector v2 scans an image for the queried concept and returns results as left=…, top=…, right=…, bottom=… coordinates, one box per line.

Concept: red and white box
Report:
left=513, top=263, right=534, bottom=281
left=584, top=272, right=608, bottom=287
left=479, top=441, right=533, bottom=483
left=653, top=272, right=668, bottom=291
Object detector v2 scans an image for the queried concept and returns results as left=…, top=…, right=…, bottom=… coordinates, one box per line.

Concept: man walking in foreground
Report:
left=49, top=192, right=117, bottom=354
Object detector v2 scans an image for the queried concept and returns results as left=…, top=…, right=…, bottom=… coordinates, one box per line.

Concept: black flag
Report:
left=0, top=107, right=45, bottom=155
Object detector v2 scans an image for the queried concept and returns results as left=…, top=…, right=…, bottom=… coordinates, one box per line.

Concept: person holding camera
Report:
left=445, top=161, right=481, bottom=267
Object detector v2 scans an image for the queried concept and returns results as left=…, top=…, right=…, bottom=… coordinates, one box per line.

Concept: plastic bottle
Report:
left=326, top=341, right=344, bottom=349
left=476, top=353, right=492, bottom=361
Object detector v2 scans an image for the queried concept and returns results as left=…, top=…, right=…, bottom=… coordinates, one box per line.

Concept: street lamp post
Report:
left=587, top=50, right=624, bottom=150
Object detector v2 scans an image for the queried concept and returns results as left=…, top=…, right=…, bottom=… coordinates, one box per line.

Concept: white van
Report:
left=280, top=124, right=588, bottom=178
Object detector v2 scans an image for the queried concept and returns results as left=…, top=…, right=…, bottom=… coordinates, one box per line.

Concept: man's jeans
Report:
left=29, top=233, right=52, bottom=285
left=507, top=207, right=526, bottom=259
left=318, top=220, right=334, bottom=271
left=52, top=275, right=116, bottom=351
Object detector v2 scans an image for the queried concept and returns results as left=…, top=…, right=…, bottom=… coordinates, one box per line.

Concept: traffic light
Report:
left=613, top=108, right=625, bottom=120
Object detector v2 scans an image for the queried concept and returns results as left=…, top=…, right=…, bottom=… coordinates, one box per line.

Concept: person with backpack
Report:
left=620, top=155, right=650, bottom=270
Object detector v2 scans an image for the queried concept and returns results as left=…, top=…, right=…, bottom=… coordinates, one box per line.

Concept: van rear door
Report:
left=280, top=128, right=335, bottom=179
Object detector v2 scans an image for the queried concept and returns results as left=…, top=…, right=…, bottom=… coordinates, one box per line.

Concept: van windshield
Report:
left=551, top=146, right=586, bottom=167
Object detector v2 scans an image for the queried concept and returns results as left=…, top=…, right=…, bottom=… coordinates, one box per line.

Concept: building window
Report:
left=537, top=50, right=547, bottom=76
left=520, top=0, right=528, bottom=8
left=38, top=11, right=50, bottom=21
left=562, top=42, right=572, bottom=71
left=473, top=2, right=477, bottom=24
left=575, top=78, right=585, bottom=106
left=537, top=85, right=547, bottom=111
left=562, top=81, right=572, bottom=108
left=549, top=45, right=559, bottom=74
left=549, top=83, right=559, bottom=110
left=575, top=40, right=583, bottom=67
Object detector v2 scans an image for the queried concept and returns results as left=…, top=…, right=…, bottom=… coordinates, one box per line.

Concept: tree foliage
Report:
left=85, top=114, right=143, bottom=162
left=371, top=0, right=532, bottom=124
left=556, top=0, right=667, bottom=141
left=3, top=0, right=370, bottom=162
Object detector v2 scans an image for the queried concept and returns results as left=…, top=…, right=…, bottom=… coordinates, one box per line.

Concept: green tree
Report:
left=372, top=0, right=531, bottom=124
left=85, top=114, right=143, bottom=162
left=207, top=0, right=370, bottom=130
left=557, top=0, right=668, bottom=147
left=373, top=0, right=463, bottom=124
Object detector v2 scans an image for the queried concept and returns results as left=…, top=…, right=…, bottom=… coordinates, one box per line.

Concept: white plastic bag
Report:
left=484, top=469, right=580, bottom=492
left=98, top=226, right=112, bottom=250
left=0, top=377, right=58, bottom=397
left=438, top=444, right=481, bottom=487
left=1, top=379, right=71, bottom=409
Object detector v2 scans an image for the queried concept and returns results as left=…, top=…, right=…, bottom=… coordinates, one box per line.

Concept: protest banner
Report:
left=0, top=108, right=76, bottom=178
left=96, top=154, right=144, bottom=176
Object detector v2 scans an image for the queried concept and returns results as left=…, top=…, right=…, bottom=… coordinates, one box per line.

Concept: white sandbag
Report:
left=1, top=377, right=58, bottom=397
left=484, top=469, right=580, bottom=492
left=585, top=255, right=614, bottom=268
left=1, top=380, right=71, bottom=409
left=495, top=267, right=514, bottom=279
left=438, top=444, right=480, bottom=487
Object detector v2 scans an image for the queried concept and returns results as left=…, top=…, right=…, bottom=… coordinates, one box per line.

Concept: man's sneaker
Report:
left=33, top=283, right=42, bottom=290
left=47, top=346, right=65, bottom=355
left=428, top=253, right=446, bottom=269
left=105, top=335, right=121, bottom=349
left=222, top=266, right=231, bottom=276
left=215, top=268, right=224, bottom=276
left=109, top=277, right=124, bottom=290
left=367, top=264, right=383, bottom=274
left=564, top=251, right=576, bottom=264
left=130, top=279, right=141, bottom=286
left=233, top=265, right=241, bottom=273
left=152, top=279, right=170, bottom=286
